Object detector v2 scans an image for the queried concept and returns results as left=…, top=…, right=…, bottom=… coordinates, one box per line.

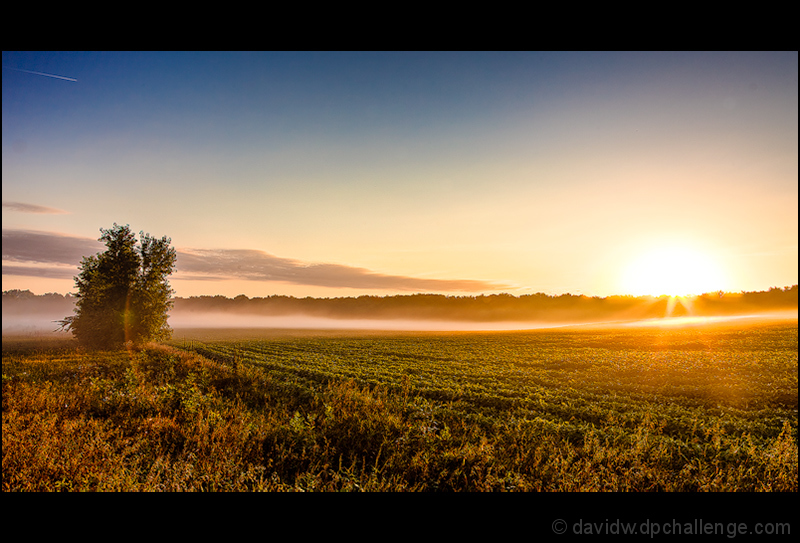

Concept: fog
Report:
left=167, top=311, right=575, bottom=332
left=2, top=314, right=69, bottom=335
left=167, top=311, right=795, bottom=334
left=3, top=309, right=797, bottom=338
left=617, top=310, right=798, bottom=328
left=0, top=308, right=567, bottom=335
left=3, top=287, right=796, bottom=337
left=2, top=306, right=73, bottom=335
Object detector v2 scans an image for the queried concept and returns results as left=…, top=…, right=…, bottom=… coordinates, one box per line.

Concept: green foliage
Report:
left=58, top=224, right=176, bottom=349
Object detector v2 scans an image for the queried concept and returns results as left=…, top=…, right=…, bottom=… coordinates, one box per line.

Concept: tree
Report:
left=58, top=223, right=177, bottom=349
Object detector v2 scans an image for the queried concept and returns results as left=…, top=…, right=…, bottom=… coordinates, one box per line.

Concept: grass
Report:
left=2, top=318, right=797, bottom=491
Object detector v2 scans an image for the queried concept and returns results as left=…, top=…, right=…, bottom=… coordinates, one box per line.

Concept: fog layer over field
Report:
left=3, top=288, right=797, bottom=335
left=0, top=303, right=597, bottom=333
left=5, top=306, right=797, bottom=336
left=167, top=311, right=580, bottom=331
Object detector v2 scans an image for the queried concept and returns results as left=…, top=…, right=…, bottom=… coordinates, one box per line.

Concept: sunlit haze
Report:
left=3, top=52, right=797, bottom=300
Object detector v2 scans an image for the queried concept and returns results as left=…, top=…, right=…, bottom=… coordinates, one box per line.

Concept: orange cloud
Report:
left=176, top=248, right=505, bottom=292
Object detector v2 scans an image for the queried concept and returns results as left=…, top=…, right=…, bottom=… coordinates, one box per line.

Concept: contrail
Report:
left=5, top=66, right=77, bottom=82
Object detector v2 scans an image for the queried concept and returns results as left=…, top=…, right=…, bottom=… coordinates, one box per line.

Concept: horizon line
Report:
left=3, top=285, right=798, bottom=300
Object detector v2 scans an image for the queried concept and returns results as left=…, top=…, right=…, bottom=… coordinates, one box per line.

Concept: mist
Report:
left=5, top=308, right=797, bottom=338
left=0, top=302, right=578, bottom=335
left=167, top=310, right=584, bottom=332
left=3, top=288, right=797, bottom=337
left=0, top=307, right=588, bottom=335
left=1, top=314, right=69, bottom=335
left=165, top=307, right=800, bottom=333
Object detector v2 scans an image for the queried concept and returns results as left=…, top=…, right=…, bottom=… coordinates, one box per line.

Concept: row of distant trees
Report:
left=5, top=284, right=797, bottom=327
left=171, top=286, right=798, bottom=322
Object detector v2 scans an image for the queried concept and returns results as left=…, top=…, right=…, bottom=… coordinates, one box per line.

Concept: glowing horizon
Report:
left=619, top=243, right=729, bottom=298
left=3, top=52, right=797, bottom=300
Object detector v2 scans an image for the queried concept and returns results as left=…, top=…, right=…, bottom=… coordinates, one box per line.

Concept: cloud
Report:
left=3, top=201, right=69, bottom=214
left=1, top=264, right=77, bottom=279
left=1, top=229, right=505, bottom=292
left=176, top=248, right=505, bottom=292
left=2, top=229, right=102, bottom=265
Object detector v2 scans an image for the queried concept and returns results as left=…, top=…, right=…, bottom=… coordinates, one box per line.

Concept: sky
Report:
left=2, top=51, right=798, bottom=300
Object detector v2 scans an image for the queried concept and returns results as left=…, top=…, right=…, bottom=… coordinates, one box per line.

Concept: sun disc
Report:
left=622, top=246, right=724, bottom=297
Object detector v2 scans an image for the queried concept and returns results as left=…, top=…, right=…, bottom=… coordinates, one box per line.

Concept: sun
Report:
left=621, top=245, right=725, bottom=297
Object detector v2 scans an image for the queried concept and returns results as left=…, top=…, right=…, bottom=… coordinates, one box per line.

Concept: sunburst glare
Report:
left=621, top=246, right=726, bottom=298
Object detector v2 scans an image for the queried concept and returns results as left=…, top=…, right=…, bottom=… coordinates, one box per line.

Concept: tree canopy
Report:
left=58, top=224, right=176, bottom=349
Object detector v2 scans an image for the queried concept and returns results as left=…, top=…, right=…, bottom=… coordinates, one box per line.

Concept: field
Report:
left=2, top=316, right=797, bottom=491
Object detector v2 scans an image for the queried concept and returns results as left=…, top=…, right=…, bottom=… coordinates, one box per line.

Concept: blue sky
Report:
left=2, top=51, right=797, bottom=298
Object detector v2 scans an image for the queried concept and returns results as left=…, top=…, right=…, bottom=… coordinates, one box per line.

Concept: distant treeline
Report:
left=3, top=286, right=797, bottom=324
left=2, top=290, right=77, bottom=315
left=170, top=287, right=799, bottom=322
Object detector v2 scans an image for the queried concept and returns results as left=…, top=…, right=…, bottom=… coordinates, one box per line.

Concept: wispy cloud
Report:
left=2, top=229, right=101, bottom=265
left=1, top=264, right=77, bottom=279
left=1, top=229, right=505, bottom=292
left=177, top=249, right=505, bottom=292
left=3, top=201, right=69, bottom=214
